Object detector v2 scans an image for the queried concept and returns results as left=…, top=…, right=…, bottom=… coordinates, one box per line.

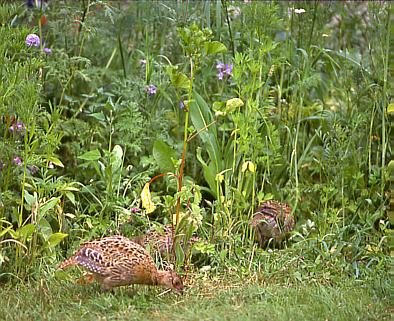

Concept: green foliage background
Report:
left=0, top=0, right=391, bottom=290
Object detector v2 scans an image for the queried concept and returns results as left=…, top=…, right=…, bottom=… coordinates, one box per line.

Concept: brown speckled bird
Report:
left=58, top=235, right=183, bottom=292
left=131, top=225, right=200, bottom=256
left=250, top=200, right=295, bottom=248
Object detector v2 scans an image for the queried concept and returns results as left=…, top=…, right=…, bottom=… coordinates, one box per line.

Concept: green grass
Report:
left=1, top=273, right=391, bottom=321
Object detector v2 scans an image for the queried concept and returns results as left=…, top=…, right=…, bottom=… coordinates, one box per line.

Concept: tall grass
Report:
left=0, top=1, right=390, bottom=284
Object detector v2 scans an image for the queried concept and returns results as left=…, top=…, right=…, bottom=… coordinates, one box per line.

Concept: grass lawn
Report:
left=1, top=273, right=391, bottom=321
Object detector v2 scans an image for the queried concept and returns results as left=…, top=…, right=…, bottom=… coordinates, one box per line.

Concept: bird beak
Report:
left=177, top=288, right=184, bottom=295
left=175, top=286, right=184, bottom=295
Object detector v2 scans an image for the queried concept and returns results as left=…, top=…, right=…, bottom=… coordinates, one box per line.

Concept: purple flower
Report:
left=145, top=85, right=157, bottom=96
left=216, top=61, right=233, bottom=80
left=43, top=47, right=52, bottom=55
left=224, top=64, right=233, bottom=76
left=12, top=157, right=22, bottom=166
left=216, top=62, right=225, bottom=70
left=25, top=34, right=40, bottom=47
left=179, top=101, right=185, bottom=109
left=26, top=0, right=34, bottom=8
left=139, top=59, right=147, bottom=65
left=16, top=121, right=24, bottom=130
left=9, top=121, right=25, bottom=133
left=130, top=207, right=140, bottom=213
left=26, top=0, right=47, bottom=10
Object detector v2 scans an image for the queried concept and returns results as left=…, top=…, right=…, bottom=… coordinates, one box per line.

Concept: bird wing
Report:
left=73, top=246, right=112, bottom=275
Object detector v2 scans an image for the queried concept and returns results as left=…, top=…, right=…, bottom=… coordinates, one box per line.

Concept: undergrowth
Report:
left=0, top=2, right=391, bottom=319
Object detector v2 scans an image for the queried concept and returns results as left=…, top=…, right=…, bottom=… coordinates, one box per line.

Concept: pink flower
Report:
left=9, top=121, right=25, bottom=133
left=12, top=157, right=22, bottom=166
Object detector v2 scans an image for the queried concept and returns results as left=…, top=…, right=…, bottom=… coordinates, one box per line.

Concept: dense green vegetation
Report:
left=0, top=1, right=391, bottom=320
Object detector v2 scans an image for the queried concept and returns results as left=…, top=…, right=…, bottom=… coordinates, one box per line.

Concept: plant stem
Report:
left=78, top=0, right=90, bottom=57
left=307, top=1, right=318, bottom=51
left=118, top=34, right=127, bottom=79
left=175, top=57, right=194, bottom=225
left=221, top=0, right=235, bottom=58
left=380, top=7, right=390, bottom=197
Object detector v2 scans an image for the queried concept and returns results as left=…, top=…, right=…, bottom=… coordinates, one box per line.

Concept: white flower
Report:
left=294, top=8, right=306, bottom=14
left=228, top=5, right=241, bottom=18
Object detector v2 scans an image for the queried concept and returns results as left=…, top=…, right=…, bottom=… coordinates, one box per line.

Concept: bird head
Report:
left=250, top=213, right=271, bottom=227
left=157, top=270, right=184, bottom=293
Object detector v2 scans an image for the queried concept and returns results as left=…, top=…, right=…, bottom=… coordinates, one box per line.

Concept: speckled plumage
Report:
left=58, top=235, right=183, bottom=292
left=131, top=225, right=200, bottom=256
left=250, top=200, right=295, bottom=248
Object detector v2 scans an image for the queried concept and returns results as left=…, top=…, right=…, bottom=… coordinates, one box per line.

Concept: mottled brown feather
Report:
left=250, top=200, right=295, bottom=248
left=58, top=235, right=183, bottom=292
left=131, top=225, right=200, bottom=256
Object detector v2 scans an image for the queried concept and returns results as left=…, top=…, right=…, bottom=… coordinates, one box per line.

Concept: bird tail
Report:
left=58, top=256, right=77, bottom=270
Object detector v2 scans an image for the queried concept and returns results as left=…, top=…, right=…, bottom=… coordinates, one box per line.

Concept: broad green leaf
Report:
left=46, top=232, right=68, bottom=248
left=24, top=189, right=37, bottom=206
left=40, top=197, right=60, bottom=216
left=65, top=191, right=76, bottom=205
left=204, top=41, right=227, bottom=55
left=47, top=156, right=64, bottom=168
left=153, top=140, right=176, bottom=172
left=171, top=72, right=190, bottom=90
left=196, top=147, right=217, bottom=197
left=110, top=145, right=123, bottom=172
left=78, top=149, right=101, bottom=161
left=16, top=224, right=36, bottom=239
left=388, top=160, right=394, bottom=172
left=89, top=112, right=106, bottom=121
left=167, top=66, right=190, bottom=90
left=190, top=92, right=222, bottom=174
left=212, top=101, right=226, bottom=115
left=174, top=239, right=185, bottom=266
left=39, top=218, right=53, bottom=240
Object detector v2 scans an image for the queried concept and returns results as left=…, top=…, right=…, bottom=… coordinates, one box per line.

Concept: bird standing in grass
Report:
left=131, top=225, right=200, bottom=256
left=250, top=200, right=295, bottom=248
left=58, top=235, right=184, bottom=292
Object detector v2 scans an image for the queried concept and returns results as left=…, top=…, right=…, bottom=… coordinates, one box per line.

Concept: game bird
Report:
left=58, top=235, right=184, bottom=292
left=131, top=225, right=200, bottom=256
left=250, top=200, right=295, bottom=248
